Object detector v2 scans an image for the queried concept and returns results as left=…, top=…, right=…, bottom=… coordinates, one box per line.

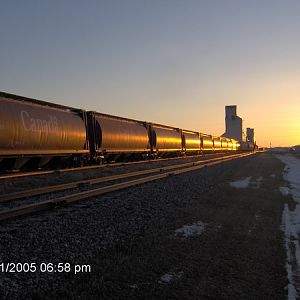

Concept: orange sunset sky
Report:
left=1, top=1, right=299, bottom=147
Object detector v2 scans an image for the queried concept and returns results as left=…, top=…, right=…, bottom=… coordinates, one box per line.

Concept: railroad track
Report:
left=0, top=152, right=233, bottom=181
left=0, top=152, right=255, bottom=222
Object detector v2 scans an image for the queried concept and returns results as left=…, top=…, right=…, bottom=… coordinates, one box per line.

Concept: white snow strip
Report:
left=229, top=177, right=252, bottom=188
left=276, top=154, right=300, bottom=299
left=281, top=204, right=298, bottom=300
left=271, top=174, right=276, bottom=178
left=175, top=221, right=207, bottom=237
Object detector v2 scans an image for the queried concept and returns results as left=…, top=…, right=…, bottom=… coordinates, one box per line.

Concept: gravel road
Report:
left=0, top=153, right=289, bottom=299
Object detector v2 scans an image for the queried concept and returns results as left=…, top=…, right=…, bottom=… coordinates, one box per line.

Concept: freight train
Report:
left=0, top=91, right=253, bottom=171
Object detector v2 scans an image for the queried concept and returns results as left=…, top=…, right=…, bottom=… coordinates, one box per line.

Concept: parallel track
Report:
left=0, top=152, right=235, bottom=181
left=0, top=152, right=255, bottom=222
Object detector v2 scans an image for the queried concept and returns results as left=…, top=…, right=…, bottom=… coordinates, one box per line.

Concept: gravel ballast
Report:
left=0, top=153, right=289, bottom=299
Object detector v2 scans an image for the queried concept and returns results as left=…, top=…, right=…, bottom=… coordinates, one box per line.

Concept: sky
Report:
left=0, top=0, right=299, bottom=147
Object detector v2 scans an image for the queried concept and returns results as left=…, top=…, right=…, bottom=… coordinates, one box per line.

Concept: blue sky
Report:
left=1, top=0, right=300, bottom=146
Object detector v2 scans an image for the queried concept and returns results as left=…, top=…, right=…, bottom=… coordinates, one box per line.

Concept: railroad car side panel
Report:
left=221, top=138, right=228, bottom=150
left=227, top=139, right=233, bottom=150
left=93, top=114, right=149, bottom=152
left=182, top=131, right=200, bottom=151
left=232, top=140, right=238, bottom=150
left=151, top=125, right=182, bottom=152
left=201, top=135, right=213, bottom=151
left=0, top=97, right=88, bottom=156
left=213, top=137, right=222, bottom=151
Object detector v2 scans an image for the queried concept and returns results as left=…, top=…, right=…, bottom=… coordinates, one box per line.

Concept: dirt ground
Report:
left=0, top=153, right=291, bottom=299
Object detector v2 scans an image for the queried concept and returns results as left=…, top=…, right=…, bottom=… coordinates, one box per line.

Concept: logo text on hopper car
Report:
left=21, top=110, right=59, bottom=133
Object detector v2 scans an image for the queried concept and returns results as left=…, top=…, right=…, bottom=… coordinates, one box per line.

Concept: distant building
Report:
left=222, top=105, right=246, bottom=143
left=246, top=128, right=255, bottom=144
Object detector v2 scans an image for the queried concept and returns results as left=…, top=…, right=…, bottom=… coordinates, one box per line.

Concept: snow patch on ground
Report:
left=230, top=177, right=252, bottom=188
left=252, top=176, right=263, bottom=189
left=276, top=154, right=300, bottom=299
left=159, top=271, right=183, bottom=284
left=215, top=224, right=222, bottom=231
left=279, top=186, right=291, bottom=196
left=175, top=221, right=207, bottom=237
left=257, top=176, right=263, bottom=182
left=230, top=176, right=263, bottom=189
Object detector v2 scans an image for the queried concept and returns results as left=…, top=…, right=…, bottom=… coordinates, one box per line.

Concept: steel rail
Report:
left=0, top=152, right=232, bottom=181
left=0, top=153, right=249, bottom=203
left=0, top=152, right=254, bottom=222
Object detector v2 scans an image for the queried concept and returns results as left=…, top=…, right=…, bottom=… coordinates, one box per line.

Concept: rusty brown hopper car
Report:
left=213, top=137, right=222, bottom=151
left=0, top=92, right=89, bottom=169
left=150, top=124, right=182, bottom=154
left=201, top=134, right=213, bottom=151
left=221, top=137, right=228, bottom=150
left=232, top=139, right=239, bottom=151
left=88, top=112, right=150, bottom=159
left=227, top=138, right=233, bottom=150
left=182, top=130, right=201, bottom=152
left=0, top=91, right=244, bottom=171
